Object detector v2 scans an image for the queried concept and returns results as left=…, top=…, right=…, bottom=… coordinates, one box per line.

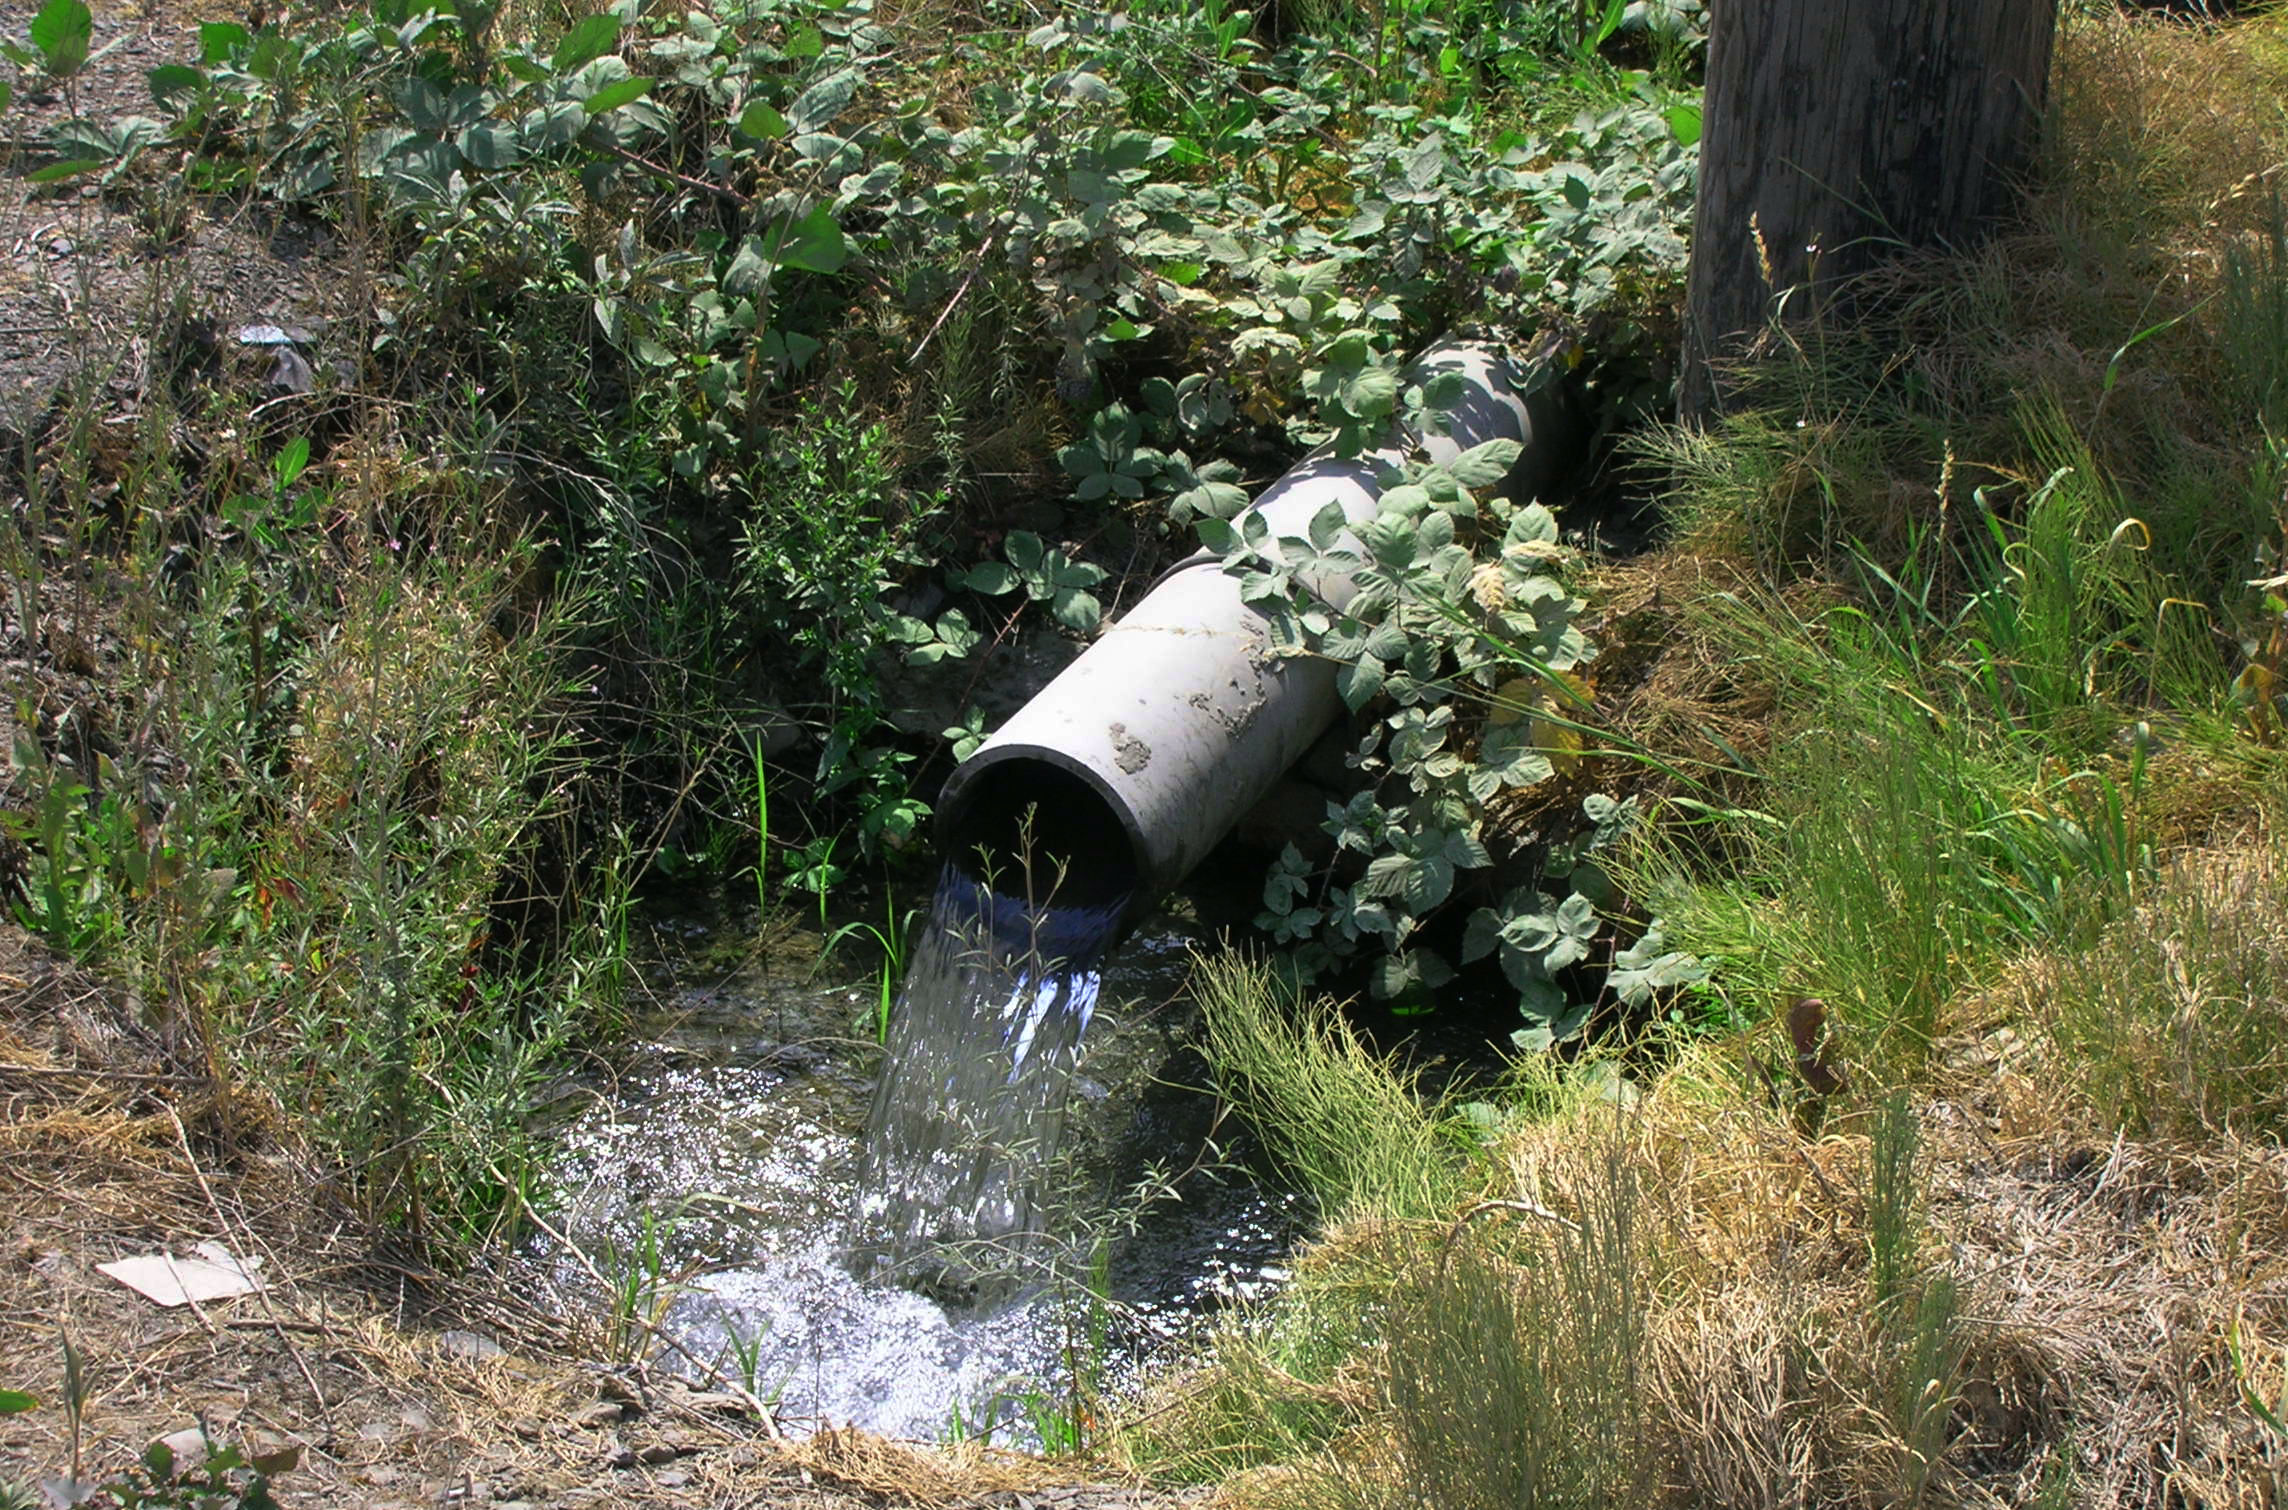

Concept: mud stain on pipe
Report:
left=1109, top=722, right=1152, bottom=774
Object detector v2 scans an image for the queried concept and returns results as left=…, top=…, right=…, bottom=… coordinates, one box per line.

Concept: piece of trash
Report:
left=263, top=346, right=314, bottom=397
left=436, top=1329, right=505, bottom=1361
left=234, top=324, right=302, bottom=346
left=97, top=1244, right=266, bottom=1307
left=153, top=1424, right=212, bottom=1471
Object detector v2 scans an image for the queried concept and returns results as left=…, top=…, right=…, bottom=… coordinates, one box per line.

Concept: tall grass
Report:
left=1191, top=950, right=1469, bottom=1224
left=1359, top=1133, right=1652, bottom=1510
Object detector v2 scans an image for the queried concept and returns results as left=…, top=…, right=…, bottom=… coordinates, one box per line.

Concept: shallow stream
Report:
left=540, top=897, right=1306, bottom=1444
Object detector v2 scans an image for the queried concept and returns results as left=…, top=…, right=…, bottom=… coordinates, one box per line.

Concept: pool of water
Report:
left=539, top=900, right=1307, bottom=1444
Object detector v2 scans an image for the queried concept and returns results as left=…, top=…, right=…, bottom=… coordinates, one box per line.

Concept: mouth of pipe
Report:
left=937, top=754, right=1147, bottom=916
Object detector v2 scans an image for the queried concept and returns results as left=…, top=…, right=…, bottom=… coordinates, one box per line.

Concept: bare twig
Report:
left=166, top=1107, right=333, bottom=1417
left=588, top=139, right=751, bottom=207
left=905, top=231, right=999, bottom=366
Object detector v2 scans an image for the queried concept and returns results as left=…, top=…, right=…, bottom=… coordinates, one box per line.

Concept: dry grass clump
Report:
left=2000, top=837, right=2288, bottom=1141
left=2051, top=9, right=2288, bottom=247
left=1143, top=1040, right=2288, bottom=1510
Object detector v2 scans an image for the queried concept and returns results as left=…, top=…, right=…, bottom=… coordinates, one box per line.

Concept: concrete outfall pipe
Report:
left=936, top=341, right=1577, bottom=925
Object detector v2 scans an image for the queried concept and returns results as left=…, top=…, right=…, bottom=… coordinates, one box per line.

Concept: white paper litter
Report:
left=97, top=1243, right=267, bottom=1307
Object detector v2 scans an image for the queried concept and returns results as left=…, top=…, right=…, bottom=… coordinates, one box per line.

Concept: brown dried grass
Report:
left=1178, top=1038, right=2288, bottom=1510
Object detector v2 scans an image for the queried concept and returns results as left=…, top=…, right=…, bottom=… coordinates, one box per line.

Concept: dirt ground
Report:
left=0, top=921, right=1214, bottom=1508
left=0, top=0, right=349, bottom=437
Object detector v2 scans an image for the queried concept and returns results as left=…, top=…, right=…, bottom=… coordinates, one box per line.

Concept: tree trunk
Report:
left=1679, top=0, right=2059, bottom=422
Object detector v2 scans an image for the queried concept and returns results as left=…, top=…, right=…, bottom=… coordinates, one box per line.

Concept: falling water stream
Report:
left=543, top=773, right=1304, bottom=1442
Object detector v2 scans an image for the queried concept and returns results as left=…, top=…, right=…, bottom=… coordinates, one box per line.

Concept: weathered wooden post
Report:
left=1680, top=0, right=2060, bottom=422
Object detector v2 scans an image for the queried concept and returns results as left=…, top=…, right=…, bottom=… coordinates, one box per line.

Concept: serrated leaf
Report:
left=1307, top=500, right=1349, bottom=550
left=1337, top=654, right=1385, bottom=711
left=1448, top=438, right=1523, bottom=488
left=552, top=12, right=620, bottom=71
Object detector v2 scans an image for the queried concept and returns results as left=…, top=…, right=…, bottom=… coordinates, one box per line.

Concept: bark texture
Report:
left=1680, top=0, right=2058, bottom=421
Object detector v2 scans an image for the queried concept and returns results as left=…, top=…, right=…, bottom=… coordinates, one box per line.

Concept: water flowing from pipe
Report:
left=856, top=766, right=1136, bottom=1299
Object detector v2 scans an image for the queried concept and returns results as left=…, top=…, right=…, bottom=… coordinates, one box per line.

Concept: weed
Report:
left=595, top=1207, right=692, bottom=1365
left=1191, top=951, right=1466, bottom=1223
left=823, top=891, right=917, bottom=1042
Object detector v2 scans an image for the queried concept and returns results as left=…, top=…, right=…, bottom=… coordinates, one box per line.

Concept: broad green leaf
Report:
left=0, top=1388, right=35, bottom=1414
left=198, top=20, right=248, bottom=63
left=30, top=0, right=92, bottom=78
left=1665, top=103, right=1701, bottom=147
left=1339, top=363, right=1397, bottom=420
left=552, top=12, right=620, bottom=72
left=737, top=99, right=787, bottom=139
left=522, top=99, right=587, bottom=148
left=458, top=119, right=523, bottom=168
left=1050, top=588, right=1101, bottom=632
left=784, top=23, right=824, bottom=58
left=147, top=63, right=200, bottom=105
left=582, top=75, right=654, bottom=114
left=955, top=562, right=1018, bottom=596
left=762, top=203, right=847, bottom=274
left=786, top=67, right=858, bottom=134
left=28, top=158, right=104, bottom=182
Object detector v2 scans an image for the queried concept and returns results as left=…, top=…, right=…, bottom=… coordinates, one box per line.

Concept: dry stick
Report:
left=503, top=1182, right=781, bottom=1439
left=905, top=231, right=998, bottom=367
left=589, top=138, right=752, bottom=207
left=0, top=1062, right=196, bottom=1084
left=166, top=1107, right=333, bottom=1417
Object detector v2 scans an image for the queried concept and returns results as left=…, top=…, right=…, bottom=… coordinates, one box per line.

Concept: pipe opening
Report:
left=939, top=759, right=1141, bottom=914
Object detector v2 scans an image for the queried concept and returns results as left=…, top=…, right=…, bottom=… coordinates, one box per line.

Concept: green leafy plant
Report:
left=951, top=530, right=1108, bottom=634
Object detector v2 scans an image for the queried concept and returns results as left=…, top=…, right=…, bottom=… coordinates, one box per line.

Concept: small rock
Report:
left=655, top=1469, right=690, bottom=1489
left=635, top=1442, right=681, bottom=1465
left=48, top=238, right=75, bottom=257
left=399, top=1403, right=437, bottom=1433
left=605, top=1443, right=637, bottom=1470
left=264, top=346, right=314, bottom=396
left=573, top=1401, right=625, bottom=1429
left=671, top=1391, right=753, bottom=1418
